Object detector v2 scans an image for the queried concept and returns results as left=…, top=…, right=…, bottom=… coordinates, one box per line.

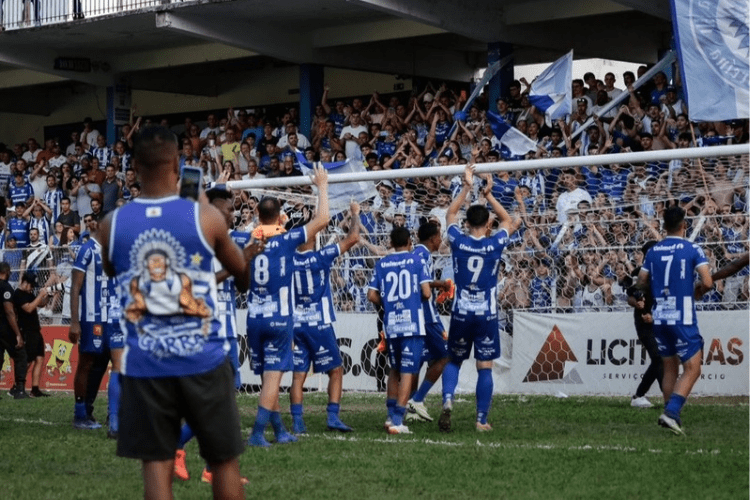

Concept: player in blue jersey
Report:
left=99, top=125, right=252, bottom=500
left=439, top=165, right=520, bottom=433
left=289, top=201, right=361, bottom=435
left=69, top=214, right=107, bottom=430
left=368, top=226, right=431, bottom=435
left=406, top=221, right=453, bottom=423
left=104, top=275, right=123, bottom=439
left=637, top=206, right=712, bottom=435
left=174, top=184, right=262, bottom=484
left=246, top=166, right=330, bottom=448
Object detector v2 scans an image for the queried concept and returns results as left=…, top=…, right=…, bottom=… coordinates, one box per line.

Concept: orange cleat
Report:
left=174, top=449, right=190, bottom=481
left=436, top=279, right=455, bottom=304
left=201, top=468, right=249, bottom=486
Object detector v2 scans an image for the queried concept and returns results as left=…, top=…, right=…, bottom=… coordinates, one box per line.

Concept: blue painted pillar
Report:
left=487, top=42, right=514, bottom=112
left=107, top=81, right=131, bottom=145
left=299, top=64, right=324, bottom=141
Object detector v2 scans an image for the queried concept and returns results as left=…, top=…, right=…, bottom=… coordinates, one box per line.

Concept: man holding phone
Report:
left=99, top=125, right=252, bottom=500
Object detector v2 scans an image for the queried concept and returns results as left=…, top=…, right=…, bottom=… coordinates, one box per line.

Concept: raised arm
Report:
left=446, top=164, right=474, bottom=227
left=302, top=165, right=330, bottom=240
left=338, top=202, right=361, bottom=253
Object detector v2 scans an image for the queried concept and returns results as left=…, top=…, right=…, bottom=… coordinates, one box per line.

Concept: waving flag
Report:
left=671, top=0, right=749, bottom=121
left=528, top=51, right=573, bottom=125
left=486, top=111, right=538, bottom=156
left=295, top=151, right=378, bottom=215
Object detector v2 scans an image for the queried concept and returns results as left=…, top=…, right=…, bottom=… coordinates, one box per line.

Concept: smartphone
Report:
left=180, top=166, right=202, bottom=201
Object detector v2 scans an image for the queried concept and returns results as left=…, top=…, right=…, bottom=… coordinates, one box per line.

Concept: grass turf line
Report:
left=0, top=392, right=747, bottom=499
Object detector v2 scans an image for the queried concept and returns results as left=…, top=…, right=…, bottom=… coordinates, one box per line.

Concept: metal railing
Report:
left=0, top=0, right=195, bottom=31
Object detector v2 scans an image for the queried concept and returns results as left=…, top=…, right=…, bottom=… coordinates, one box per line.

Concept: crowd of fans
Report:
left=0, top=67, right=747, bottom=322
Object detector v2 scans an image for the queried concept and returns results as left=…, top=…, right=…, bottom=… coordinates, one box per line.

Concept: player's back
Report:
left=644, top=236, right=708, bottom=326
left=448, top=225, right=508, bottom=293
left=247, top=226, right=306, bottom=319
left=371, top=251, right=429, bottom=338
left=293, top=243, right=340, bottom=325
left=109, top=196, right=222, bottom=377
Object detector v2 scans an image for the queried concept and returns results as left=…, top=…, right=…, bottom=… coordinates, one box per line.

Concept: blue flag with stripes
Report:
left=528, top=51, right=573, bottom=125
left=486, top=111, right=538, bottom=156
left=671, top=0, right=749, bottom=121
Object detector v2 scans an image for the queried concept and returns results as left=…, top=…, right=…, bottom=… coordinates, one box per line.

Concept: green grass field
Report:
left=0, top=391, right=747, bottom=499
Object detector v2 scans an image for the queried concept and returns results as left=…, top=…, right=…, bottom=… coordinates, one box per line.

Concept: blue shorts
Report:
left=448, top=313, right=500, bottom=362
left=292, top=323, right=342, bottom=374
left=421, top=322, right=448, bottom=363
left=653, top=323, right=704, bottom=362
left=104, top=320, right=124, bottom=351
left=246, top=316, right=293, bottom=375
left=79, top=321, right=104, bottom=354
left=387, top=336, right=424, bottom=374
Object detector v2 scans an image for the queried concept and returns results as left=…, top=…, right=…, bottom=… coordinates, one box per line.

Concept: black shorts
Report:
left=116, top=359, right=244, bottom=463
left=24, top=330, right=44, bottom=360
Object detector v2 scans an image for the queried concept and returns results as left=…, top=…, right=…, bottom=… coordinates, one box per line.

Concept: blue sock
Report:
left=413, top=379, right=435, bottom=403
left=442, top=362, right=461, bottom=406
left=386, top=398, right=396, bottom=421
left=326, top=403, right=340, bottom=420
left=476, top=368, right=493, bottom=424
left=252, top=406, right=271, bottom=437
left=178, top=423, right=195, bottom=449
left=74, top=402, right=87, bottom=420
left=393, top=405, right=406, bottom=426
left=664, top=394, right=687, bottom=419
left=269, top=411, right=286, bottom=435
left=107, top=373, right=121, bottom=431
left=290, top=403, right=303, bottom=418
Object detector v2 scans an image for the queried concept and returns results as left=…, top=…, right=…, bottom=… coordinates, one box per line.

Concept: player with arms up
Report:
left=289, top=202, right=361, bottom=434
left=368, top=226, right=431, bottom=435
left=440, top=164, right=520, bottom=432
left=99, top=125, right=253, bottom=500
left=636, top=206, right=712, bottom=435
left=246, top=166, right=330, bottom=447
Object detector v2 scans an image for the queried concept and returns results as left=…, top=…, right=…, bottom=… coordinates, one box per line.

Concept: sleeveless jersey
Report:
left=447, top=224, right=508, bottom=317
left=369, top=250, right=430, bottom=339
left=109, top=196, right=221, bottom=378
left=292, top=243, right=340, bottom=326
left=413, top=244, right=440, bottom=324
left=642, top=236, right=708, bottom=326
left=73, top=237, right=107, bottom=323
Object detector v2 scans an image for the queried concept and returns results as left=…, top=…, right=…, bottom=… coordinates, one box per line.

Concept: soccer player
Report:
left=440, top=165, right=520, bottom=433
left=174, top=184, right=262, bottom=484
left=69, top=214, right=108, bottom=429
left=289, top=201, right=361, bottom=434
left=100, top=125, right=251, bottom=500
left=636, top=206, right=712, bottom=435
left=406, top=221, right=452, bottom=422
left=246, top=166, right=330, bottom=447
left=368, top=226, right=431, bottom=435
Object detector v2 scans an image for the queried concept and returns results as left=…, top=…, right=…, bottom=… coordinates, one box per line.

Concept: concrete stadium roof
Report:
left=0, top=0, right=673, bottom=114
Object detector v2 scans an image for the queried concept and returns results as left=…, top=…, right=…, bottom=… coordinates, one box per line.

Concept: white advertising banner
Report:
left=236, top=310, right=748, bottom=396
left=509, top=310, right=749, bottom=396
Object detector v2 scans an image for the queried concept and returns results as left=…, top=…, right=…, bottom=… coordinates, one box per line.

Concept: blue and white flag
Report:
left=295, top=151, right=378, bottom=215
left=671, top=0, right=749, bottom=121
left=528, top=51, right=573, bottom=125
left=486, top=111, right=538, bottom=156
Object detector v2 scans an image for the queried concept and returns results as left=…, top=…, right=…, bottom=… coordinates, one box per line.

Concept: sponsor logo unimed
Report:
left=523, top=325, right=581, bottom=383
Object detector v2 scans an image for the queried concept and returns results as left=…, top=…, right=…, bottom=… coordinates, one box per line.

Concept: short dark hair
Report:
left=0, top=262, right=10, bottom=275
left=133, top=125, right=178, bottom=172
left=663, top=206, right=685, bottom=232
left=206, top=187, right=232, bottom=203
left=466, top=204, right=490, bottom=228
left=390, top=226, right=410, bottom=248
left=417, top=221, right=440, bottom=242
left=257, top=197, right=281, bottom=223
